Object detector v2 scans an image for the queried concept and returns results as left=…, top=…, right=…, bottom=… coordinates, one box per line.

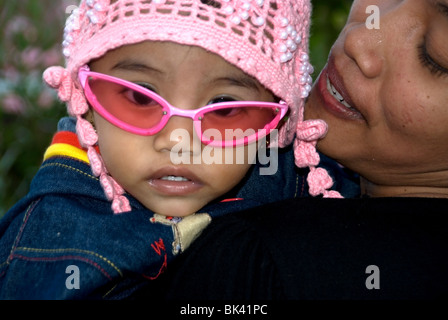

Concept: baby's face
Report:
left=89, top=41, right=276, bottom=217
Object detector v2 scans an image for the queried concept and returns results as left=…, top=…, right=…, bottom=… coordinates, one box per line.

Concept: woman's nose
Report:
left=343, top=22, right=384, bottom=79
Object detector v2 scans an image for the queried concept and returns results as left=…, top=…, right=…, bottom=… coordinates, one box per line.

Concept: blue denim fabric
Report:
left=0, top=117, right=359, bottom=300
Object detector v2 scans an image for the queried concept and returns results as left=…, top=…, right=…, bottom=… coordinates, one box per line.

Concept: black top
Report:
left=136, top=197, right=448, bottom=301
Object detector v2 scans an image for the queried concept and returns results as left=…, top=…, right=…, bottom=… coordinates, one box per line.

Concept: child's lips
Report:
left=148, top=167, right=204, bottom=195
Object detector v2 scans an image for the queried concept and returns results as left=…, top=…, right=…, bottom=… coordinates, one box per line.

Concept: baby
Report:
left=0, top=0, right=343, bottom=299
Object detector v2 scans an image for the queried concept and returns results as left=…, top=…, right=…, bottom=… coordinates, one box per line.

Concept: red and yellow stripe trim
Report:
left=43, top=131, right=99, bottom=164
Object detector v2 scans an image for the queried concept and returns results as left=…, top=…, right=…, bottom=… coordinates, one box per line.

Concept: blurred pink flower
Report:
left=5, top=15, right=29, bottom=34
left=2, top=66, right=20, bottom=84
left=37, top=88, right=57, bottom=109
left=5, top=15, right=37, bottom=42
left=42, top=46, right=63, bottom=67
left=1, top=94, right=26, bottom=114
left=21, top=47, right=42, bottom=69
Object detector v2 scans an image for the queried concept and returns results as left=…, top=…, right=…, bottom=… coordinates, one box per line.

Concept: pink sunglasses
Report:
left=78, top=66, right=288, bottom=147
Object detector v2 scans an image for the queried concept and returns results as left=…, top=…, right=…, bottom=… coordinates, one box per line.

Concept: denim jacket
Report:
left=0, top=117, right=359, bottom=300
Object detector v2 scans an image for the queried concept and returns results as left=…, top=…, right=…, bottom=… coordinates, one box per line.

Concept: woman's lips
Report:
left=148, top=167, right=204, bottom=195
left=316, top=58, right=365, bottom=121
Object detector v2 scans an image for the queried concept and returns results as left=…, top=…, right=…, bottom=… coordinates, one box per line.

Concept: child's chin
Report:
left=149, top=202, right=204, bottom=218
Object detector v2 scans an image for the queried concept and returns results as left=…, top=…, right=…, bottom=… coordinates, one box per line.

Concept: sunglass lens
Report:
left=201, top=106, right=279, bottom=142
left=88, top=78, right=165, bottom=129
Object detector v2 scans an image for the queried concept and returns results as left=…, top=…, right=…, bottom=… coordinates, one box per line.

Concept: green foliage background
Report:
left=0, top=0, right=352, bottom=217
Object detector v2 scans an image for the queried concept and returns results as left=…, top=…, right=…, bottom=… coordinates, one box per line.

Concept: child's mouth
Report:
left=148, top=167, right=204, bottom=195
left=160, top=175, right=190, bottom=182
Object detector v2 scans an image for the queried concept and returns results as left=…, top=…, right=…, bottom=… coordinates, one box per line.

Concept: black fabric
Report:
left=134, top=197, right=448, bottom=300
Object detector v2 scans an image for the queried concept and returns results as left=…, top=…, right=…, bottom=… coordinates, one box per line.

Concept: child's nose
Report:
left=152, top=115, right=202, bottom=158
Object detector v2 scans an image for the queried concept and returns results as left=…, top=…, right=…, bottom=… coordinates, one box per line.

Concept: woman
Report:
left=305, top=0, right=448, bottom=198
left=131, top=0, right=448, bottom=301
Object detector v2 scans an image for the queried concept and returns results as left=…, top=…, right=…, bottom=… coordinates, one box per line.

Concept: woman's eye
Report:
left=418, top=43, right=448, bottom=78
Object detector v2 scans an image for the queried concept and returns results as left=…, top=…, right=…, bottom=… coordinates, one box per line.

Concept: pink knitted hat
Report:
left=43, top=0, right=341, bottom=214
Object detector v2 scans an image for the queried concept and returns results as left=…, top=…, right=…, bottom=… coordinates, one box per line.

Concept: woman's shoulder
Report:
left=157, top=196, right=448, bottom=300
left=186, top=196, right=448, bottom=246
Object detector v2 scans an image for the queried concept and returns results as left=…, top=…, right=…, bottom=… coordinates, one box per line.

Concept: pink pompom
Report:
left=68, top=89, right=89, bottom=116
left=58, top=76, right=73, bottom=102
left=76, top=117, right=98, bottom=147
left=87, top=147, right=104, bottom=177
left=307, top=167, right=334, bottom=196
left=42, top=66, right=72, bottom=102
left=111, top=195, right=131, bottom=214
left=43, top=66, right=67, bottom=88
left=323, top=190, right=343, bottom=198
left=294, top=140, right=320, bottom=168
left=295, top=119, right=328, bottom=142
left=100, top=173, right=115, bottom=200
left=111, top=177, right=125, bottom=195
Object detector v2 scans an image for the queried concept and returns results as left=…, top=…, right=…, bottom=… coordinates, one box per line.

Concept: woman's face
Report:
left=305, top=0, right=448, bottom=196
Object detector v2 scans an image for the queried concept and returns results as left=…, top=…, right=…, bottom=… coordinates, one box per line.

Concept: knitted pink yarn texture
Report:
left=43, top=0, right=341, bottom=214
left=62, top=0, right=314, bottom=143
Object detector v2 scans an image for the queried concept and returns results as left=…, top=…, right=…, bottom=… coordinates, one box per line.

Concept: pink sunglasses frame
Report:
left=78, top=66, right=288, bottom=147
